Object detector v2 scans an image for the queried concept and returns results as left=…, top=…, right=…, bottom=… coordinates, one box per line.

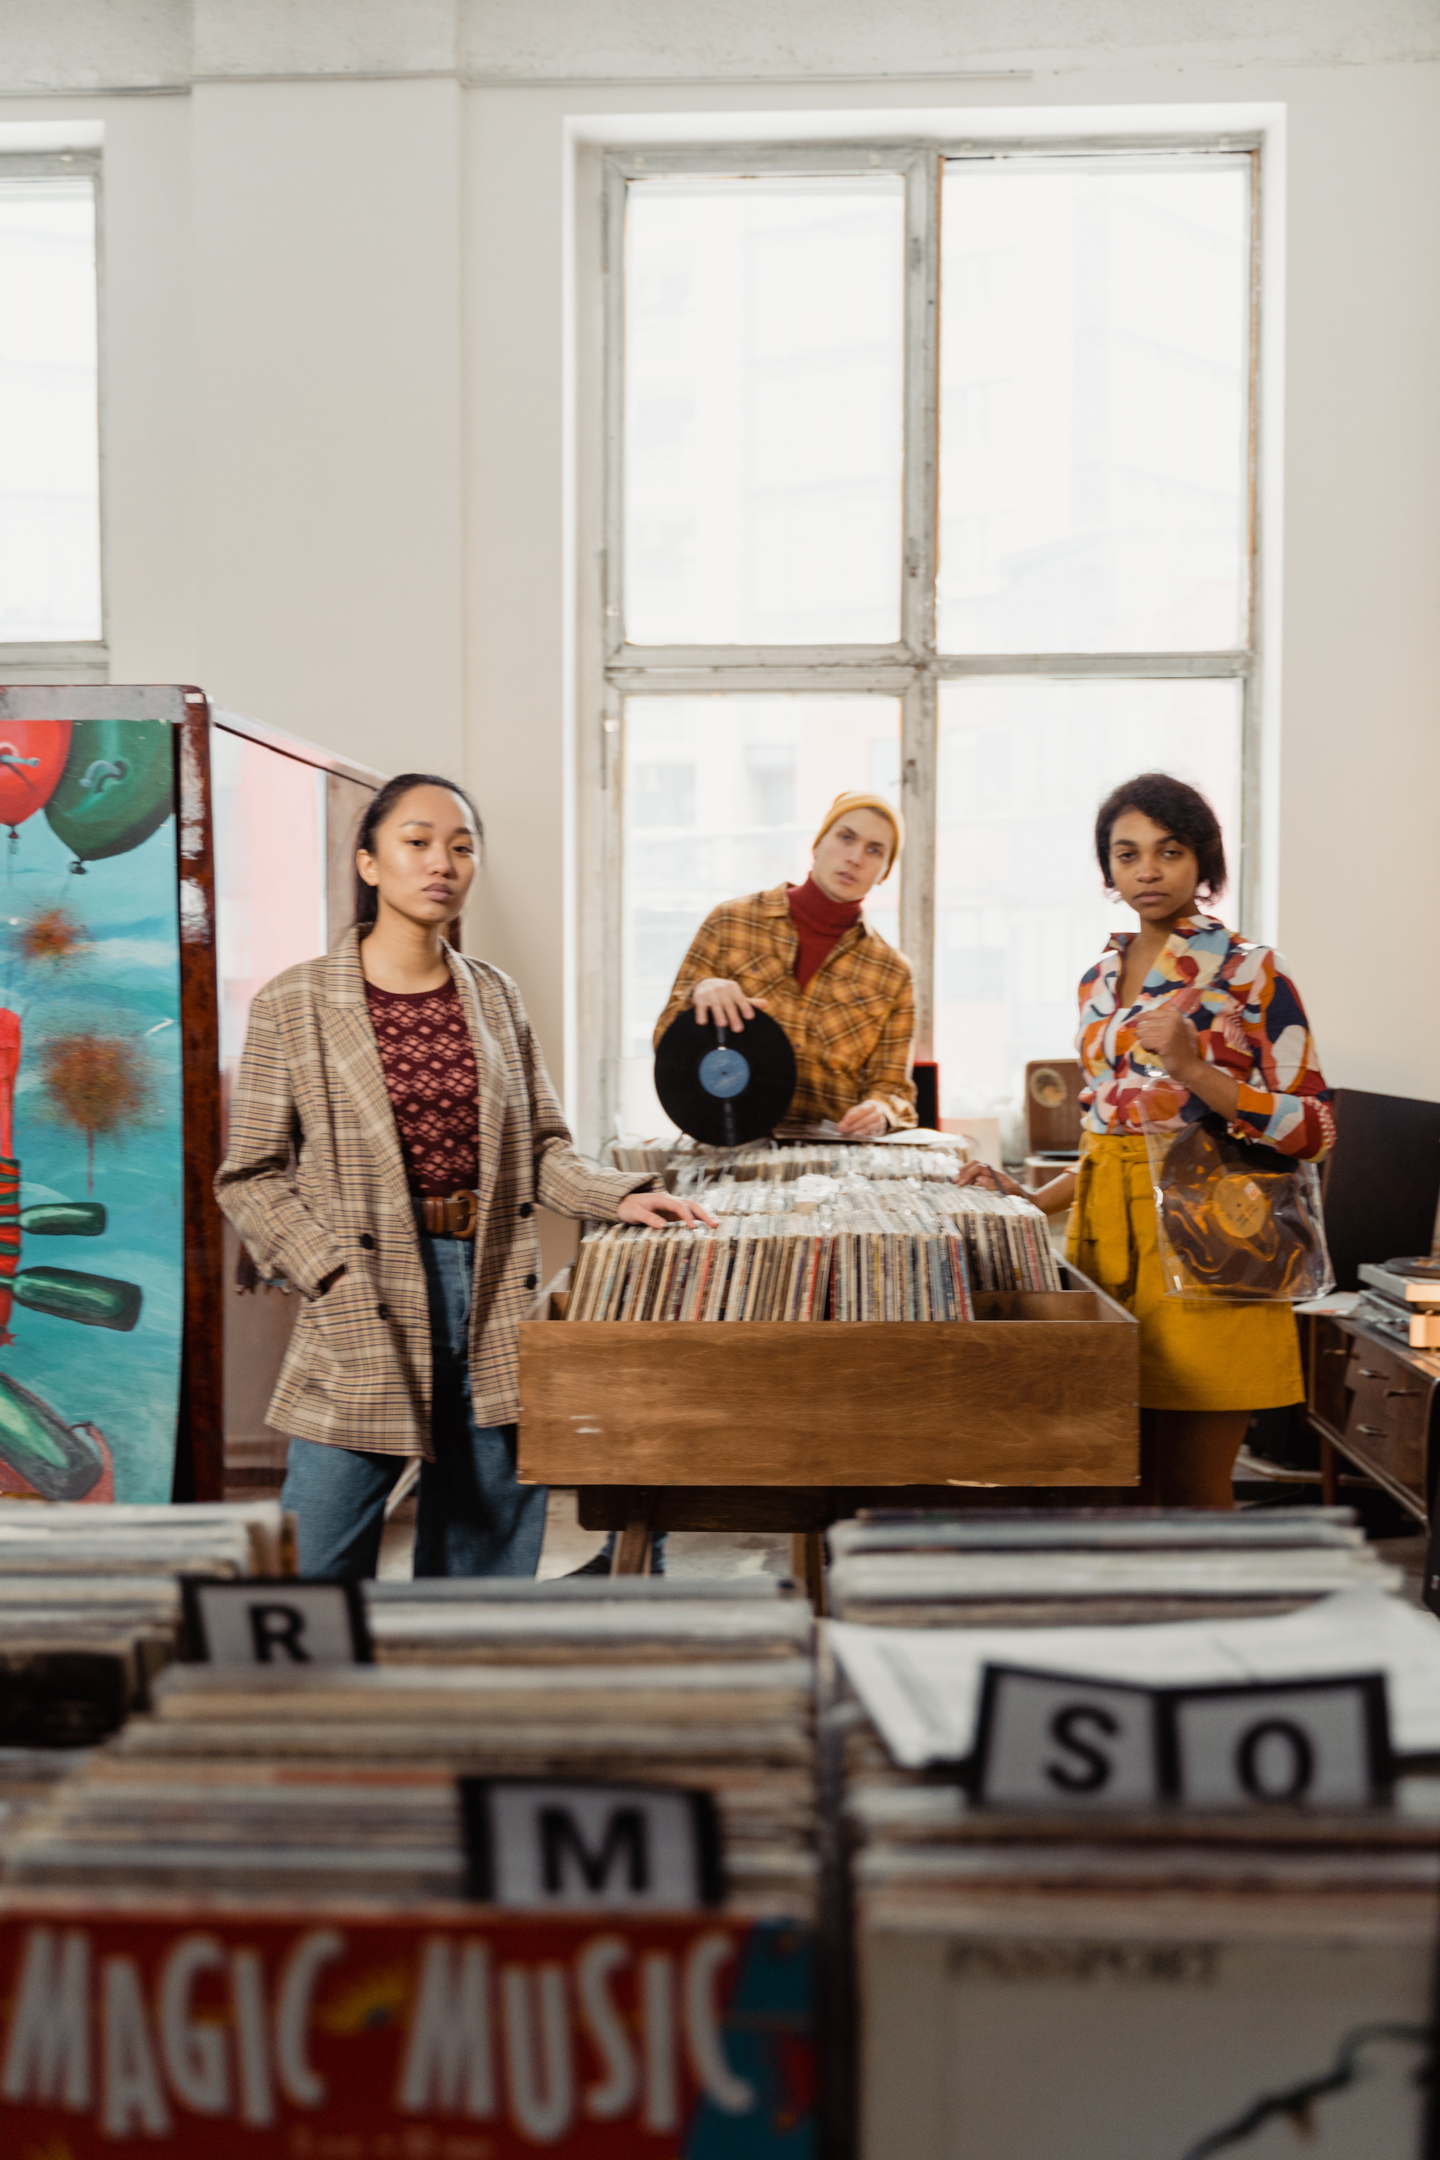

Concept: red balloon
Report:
left=0, top=720, right=73, bottom=829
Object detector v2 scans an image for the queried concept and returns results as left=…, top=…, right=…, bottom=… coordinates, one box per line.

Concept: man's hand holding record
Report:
left=655, top=1004, right=798, bottom=1148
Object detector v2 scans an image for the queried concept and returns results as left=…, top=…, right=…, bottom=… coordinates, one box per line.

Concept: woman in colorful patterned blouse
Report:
left=959, top=772, right=1333, bottom=1509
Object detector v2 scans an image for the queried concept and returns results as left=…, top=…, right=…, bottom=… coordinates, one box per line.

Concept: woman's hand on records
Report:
left=956, top=1160, right=1077, bottom=1216
left=615, top=1190, right=719, bottom=1230
left=955, top=1162, right=1027, bottom=1199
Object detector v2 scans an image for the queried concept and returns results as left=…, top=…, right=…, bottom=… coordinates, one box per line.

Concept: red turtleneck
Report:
left=787, top=874, right=862, bottom=989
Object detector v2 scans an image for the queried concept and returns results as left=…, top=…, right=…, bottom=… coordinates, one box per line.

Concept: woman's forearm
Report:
left=1032, top=1170, right=1077, bottom=1215
left=1175, top=1056, right=1242, bottom=1123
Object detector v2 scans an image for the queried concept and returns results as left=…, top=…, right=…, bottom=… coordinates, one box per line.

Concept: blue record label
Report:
left=653, top=1006, right=797, bottom=1146
left=698, top=1045, right=751, bottom=1099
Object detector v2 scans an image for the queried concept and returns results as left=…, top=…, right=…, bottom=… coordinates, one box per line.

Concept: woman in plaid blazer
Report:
left=216, top=773, right=710, bottom=1580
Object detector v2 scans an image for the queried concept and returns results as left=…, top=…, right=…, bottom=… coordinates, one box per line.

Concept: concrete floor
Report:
left=370, top=1483, right=1428, bottom=1599
left=377, top=1486, right=792, bottom=1582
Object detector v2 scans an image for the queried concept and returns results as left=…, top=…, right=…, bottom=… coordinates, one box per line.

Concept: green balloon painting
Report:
left=44, top=718, right=175, bottom=870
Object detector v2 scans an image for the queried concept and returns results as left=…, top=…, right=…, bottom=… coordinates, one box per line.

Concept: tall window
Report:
left=602, top=144, right=1256, bottom=1145
left=0, top=159, right=103, bottom=658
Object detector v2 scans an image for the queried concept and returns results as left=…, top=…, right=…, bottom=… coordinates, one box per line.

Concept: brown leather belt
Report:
left=416, top=1190, right=480, bottom=1239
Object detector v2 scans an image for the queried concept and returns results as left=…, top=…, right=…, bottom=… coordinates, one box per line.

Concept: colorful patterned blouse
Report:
left=1076, top=914, right=1334, bottom=1162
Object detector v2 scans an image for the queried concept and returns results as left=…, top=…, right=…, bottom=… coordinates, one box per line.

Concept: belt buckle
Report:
left=453, top=1189, right=479, bottom=1238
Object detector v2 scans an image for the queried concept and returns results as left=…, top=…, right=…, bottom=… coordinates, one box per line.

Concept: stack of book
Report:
left=4, top=1577, right=819, bottom=1920
left=566, top=1178, right=1059, bottom=1323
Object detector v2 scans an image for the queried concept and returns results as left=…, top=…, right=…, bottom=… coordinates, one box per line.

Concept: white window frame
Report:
left=0, top=149, right=108, bottom=684
left=583, top=135, right=1262, bottom=1151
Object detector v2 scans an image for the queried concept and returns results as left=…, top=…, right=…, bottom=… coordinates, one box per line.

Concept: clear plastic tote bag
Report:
left=1139, top=1099, right=1334, bottom=1303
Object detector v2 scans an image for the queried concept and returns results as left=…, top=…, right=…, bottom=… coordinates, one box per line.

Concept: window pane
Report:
left=934, top=679, right=1242, bottom=1143
left=937, top=160, right=1251, bottom=654
left=0, top=177, right=101, bottom=641
left=621, top=694, right=901, bottom=1136
left=624, top=176, right=905, bottom=647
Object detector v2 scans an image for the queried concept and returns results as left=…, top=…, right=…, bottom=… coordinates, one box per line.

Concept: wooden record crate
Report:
left=517, top=1262, right=1139, bottom=1491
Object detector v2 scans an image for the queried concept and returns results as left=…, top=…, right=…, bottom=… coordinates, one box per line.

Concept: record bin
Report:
left=517, top=1260, right=1138, bottom=1495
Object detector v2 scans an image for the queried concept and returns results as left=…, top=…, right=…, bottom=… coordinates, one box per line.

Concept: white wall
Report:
left=2, top=0, right=1438, bottom=1138
left=189, top=78, right=466, bottom=779
left=1275, top=63, right=1440, bottom=1099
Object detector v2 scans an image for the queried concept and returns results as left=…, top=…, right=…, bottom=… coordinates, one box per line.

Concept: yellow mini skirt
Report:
left=1066, top=1131, right=1304, bottom=1413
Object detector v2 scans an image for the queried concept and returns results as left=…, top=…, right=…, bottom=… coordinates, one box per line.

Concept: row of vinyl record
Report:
left=1, top=1498, right=1432, bottom=2160
left=566, top=1216, right=977, bottom=1323
left=567, top=1183, right=1061, bottom=1322
left=609, top=1136, right=966, bottom=1182
left=668, top=1139, right=966, bottom=1185
left=822, top=1511, right=1436, bottom=2160
left=0, top=1501, right=817, bottom=1919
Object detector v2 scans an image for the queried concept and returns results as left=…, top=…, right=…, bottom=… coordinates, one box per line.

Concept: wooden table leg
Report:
left=1319, top=1434, right=1338, bottom=1507
left=614, top=1492, right=658, bottom=1575
left=791, top=1530, right=827, bottom=1615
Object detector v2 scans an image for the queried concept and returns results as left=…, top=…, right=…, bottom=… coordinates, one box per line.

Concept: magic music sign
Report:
left=0, top=1907, right=813, bottom=2157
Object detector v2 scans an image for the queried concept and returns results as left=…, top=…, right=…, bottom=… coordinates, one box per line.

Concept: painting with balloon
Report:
left=0, top=715, right=183, bottom=1505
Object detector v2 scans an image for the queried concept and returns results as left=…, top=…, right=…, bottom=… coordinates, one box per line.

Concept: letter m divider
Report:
left=540, top=1808, right=650, bottom=1896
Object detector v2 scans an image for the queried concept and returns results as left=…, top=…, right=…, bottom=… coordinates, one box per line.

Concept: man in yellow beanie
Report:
left=653, top=793, right=916, bottom=1137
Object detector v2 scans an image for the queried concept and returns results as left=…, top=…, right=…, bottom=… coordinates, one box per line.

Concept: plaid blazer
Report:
left=215, top=932, right=657, bottom=1457
left=654, top=885, right=917, bottom=1130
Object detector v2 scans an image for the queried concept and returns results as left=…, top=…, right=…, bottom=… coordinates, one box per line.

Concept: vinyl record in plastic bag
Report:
left=1142, top=1108, right=1334, bottom=1303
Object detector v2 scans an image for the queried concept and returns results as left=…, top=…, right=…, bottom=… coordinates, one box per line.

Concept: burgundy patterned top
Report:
left=364, top=977, right=480, bottom=1197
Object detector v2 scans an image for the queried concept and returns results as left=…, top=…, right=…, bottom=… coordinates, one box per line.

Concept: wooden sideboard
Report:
left=1303, top=1311, right=1440, bottom=1523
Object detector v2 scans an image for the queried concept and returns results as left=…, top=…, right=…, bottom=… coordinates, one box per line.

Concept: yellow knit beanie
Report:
left=812, top=792, right=904, bottom=881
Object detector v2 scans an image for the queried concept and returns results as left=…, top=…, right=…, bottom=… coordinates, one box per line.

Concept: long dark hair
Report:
left=1094, top=771, right=1228, bottom=899
left=352, top=772, right=484, bottom=931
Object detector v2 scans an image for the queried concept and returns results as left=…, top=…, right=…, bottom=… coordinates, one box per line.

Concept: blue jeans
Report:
left=595, top=1530, right=667, bottom=1573
left=280, top=1223, right=547, bottom=1580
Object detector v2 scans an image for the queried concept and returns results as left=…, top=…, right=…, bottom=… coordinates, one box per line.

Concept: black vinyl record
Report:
left=654, top=1008, right=798, bottom=1148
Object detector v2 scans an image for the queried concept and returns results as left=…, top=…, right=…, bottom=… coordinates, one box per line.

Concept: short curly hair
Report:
left=1094, top=772, right=1228, bottom=899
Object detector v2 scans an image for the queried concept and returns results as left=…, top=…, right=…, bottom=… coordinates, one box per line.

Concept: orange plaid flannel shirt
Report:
left=654, top=885, right=917, bottom=1130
